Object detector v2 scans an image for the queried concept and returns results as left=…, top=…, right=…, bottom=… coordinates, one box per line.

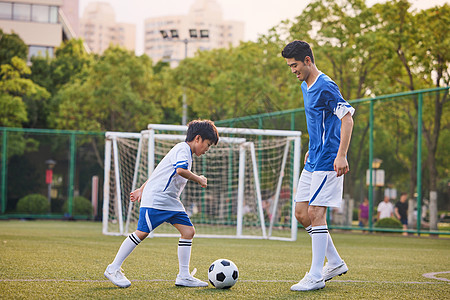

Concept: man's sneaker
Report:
left=322, top=261, right=348, bottom=282
left=104, top=265, right=131, bottom=288
left=175, top=269, right=208, bottom=287
left=290, top=272, right=325, bottom=291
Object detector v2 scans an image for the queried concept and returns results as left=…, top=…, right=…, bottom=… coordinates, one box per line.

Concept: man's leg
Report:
left=308, top=205, right=328, bottom=281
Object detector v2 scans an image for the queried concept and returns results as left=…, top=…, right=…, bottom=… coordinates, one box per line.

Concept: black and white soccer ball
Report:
left=208, top=258, right=239, bottom=289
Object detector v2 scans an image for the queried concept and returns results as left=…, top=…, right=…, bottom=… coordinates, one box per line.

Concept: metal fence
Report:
left=216, top=87, right=450, bottom=236
left=1, top=87, right=449, bottom=237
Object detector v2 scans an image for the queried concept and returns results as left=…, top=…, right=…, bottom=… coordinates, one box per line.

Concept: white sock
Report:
left=325, top=233, right=343, bottom=266
left=110, top=232, right=141, bottom=270
left=178, top=239, right=192, bottom=277
left=309, top=225, right=328, bottom=280
left=305, top=225, right=312, bottom=237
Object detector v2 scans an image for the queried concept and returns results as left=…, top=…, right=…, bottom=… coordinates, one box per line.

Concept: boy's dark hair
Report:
left=186, top=119, right=219, bottom=145
left=281, top=40, right=315, bottom=64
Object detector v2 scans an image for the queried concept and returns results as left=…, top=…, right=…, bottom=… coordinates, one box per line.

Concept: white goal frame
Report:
left=103, top=124, right=301, bottom=241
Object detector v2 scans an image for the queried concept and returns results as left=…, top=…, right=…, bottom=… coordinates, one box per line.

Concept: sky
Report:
left=78, top=0, right=449, bottom=55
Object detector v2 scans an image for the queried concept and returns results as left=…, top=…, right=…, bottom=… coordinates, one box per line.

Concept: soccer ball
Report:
left=208, top=258, right=239, bottom=289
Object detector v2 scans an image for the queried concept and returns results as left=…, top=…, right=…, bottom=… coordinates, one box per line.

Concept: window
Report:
left=0, top=2, right=12, bottom=20
left=32, top=4, right=49, bottom=22
left=49, top=6, right=57, bottom=23
left=13, top=3, right=31, bottom=21
left=28, top=45, right=54, bottom=60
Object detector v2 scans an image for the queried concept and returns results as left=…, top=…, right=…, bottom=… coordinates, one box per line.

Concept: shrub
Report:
left=16, top=194, right=49, bottom=214
left=374, top=217, right=403, bottom=229
left=63, top=196, right=92, bottom=216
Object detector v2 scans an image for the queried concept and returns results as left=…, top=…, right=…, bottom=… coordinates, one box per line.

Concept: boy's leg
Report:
left=173, top=222, right=208, bottom=287
left=104, top=207, right=151, bottom=288
left=104, top=231, right=146, bottom=288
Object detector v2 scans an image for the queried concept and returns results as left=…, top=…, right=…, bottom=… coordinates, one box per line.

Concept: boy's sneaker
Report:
left=104, top=265, right=131, bottom=288
left=290, top=272, right=325, bottom=291
left=175, top=269, right=208, bottom=287
left=322, top=261, right=348, bottom=282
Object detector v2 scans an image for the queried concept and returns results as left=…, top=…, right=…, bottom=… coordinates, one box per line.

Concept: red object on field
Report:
left=46, top=169, right=53, bottom=184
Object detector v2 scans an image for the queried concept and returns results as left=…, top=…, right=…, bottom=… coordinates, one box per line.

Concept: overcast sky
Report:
left=78, top=0, right=449, bottom=55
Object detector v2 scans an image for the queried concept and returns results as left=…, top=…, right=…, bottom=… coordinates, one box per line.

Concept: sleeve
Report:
left=172, top=145, right=190, bottom=171
left=322, top=83, right=355, bottom=120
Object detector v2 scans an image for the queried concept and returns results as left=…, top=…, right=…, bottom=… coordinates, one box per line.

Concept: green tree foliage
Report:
left=0, top=29, right=27, bottom=65
left=52, top=46, right=163, bottom=131
left=172, top=40, right=299, bottom=121
left=0, top=57, right=50, bottom=127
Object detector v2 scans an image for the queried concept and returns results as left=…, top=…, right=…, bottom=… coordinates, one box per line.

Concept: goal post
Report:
left=103, top=125, right=301, bottom=241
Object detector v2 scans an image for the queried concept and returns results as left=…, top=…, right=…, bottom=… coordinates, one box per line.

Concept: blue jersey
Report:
left=301, top=73, right=355, bottom=172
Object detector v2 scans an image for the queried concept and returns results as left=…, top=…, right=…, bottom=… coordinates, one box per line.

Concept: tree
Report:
left=0, top=29, right=27, bottom=65
left=0, top=57, right=49, bottom=127
left=52, top=46, right=163, bottom=132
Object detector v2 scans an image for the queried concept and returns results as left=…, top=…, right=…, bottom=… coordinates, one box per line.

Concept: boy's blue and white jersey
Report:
left=301, top=73, right=355, bottom=172
left=140, top=142, right=192, bottom=212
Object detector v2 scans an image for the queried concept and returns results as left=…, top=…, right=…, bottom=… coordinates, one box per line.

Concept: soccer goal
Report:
left=103, top=124, right=301, bottom=241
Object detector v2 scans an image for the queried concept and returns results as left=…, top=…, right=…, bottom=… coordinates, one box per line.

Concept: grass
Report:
left=0, top=220, right=449, bottom=299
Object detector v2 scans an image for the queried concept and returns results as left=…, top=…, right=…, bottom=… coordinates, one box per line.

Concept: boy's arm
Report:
left=176, top=168, right=207, bottom=188
left=130, top=178, right=150, bottom=202
left=334, top=112, right=354, bottom=177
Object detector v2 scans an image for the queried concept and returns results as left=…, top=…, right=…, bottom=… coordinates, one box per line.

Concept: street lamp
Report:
left=45, top=159, right=56, bottom=209
left=160, top=29, right=209, bottom=125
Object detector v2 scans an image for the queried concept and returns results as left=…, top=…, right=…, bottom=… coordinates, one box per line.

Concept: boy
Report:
left=104, top=119, right=219, bottom=288
left=281, top=40, right=355, bottom=291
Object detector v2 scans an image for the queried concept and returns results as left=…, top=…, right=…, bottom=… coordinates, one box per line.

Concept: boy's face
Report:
left=192, top=135, right=213, bottom=157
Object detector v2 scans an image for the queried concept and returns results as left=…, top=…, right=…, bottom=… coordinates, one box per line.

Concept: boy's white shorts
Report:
left=294, top=169, right=344, bottom=208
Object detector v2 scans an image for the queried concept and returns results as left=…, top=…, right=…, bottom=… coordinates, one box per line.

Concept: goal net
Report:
left=103, top=125, right=301, bottom=241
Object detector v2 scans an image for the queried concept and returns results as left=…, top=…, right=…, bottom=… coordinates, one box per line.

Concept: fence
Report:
left=1, top=87, right=449, bottom=236
left=216, top=87, right=450, bottom=236
left=0, top=128, right=104, bottom=219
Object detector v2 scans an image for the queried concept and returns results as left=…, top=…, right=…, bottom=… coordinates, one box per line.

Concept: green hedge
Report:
left=16, top=194, right=50, bottom=214
left=63, top=196, right=92, bottom=216
left=374, top=217, right=403, bottom=229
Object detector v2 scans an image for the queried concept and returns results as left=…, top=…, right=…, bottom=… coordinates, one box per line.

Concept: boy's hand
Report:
left=130, top=188, right=142, bottom=202
left=198, top=175, right=207, bottom=188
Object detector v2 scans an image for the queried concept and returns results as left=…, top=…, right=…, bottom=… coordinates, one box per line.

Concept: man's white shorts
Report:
left=295, top=169, right=344, bottom=207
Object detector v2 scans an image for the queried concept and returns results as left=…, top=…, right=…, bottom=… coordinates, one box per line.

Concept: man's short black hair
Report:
left=185, top=119, right=219, bottom=145
left=281, top=40, right=315, bottom=64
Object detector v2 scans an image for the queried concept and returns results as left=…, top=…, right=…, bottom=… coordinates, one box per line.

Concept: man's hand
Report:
left=130, top=188, right=142, bottom=202
left=304, top=151, right=309, bottom=165
left=334, top=156, right=349, bottom=177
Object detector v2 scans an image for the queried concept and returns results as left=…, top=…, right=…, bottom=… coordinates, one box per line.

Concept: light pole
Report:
left=160, top=29, right=209, bottom=125
left=45, top=159, right=56, bottom=209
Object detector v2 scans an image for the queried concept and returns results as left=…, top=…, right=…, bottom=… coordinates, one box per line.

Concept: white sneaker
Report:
left=104, top=265, right=131, bottom=288
left=322, top=261, right=348, bottom=282
left=175, top=269, right=208, bottom=287
left=290, top=272, right=325, bottom=291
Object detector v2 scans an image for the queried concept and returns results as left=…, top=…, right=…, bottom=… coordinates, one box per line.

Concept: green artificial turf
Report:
left=0, top=220, right=449, bottom=299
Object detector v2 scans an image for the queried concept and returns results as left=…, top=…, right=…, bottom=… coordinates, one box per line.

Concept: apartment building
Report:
left=144, top=0, right=244, bottom=65
left=79, top=2, right=135, bottom=54
left=0, top=0, right=78, bottom=59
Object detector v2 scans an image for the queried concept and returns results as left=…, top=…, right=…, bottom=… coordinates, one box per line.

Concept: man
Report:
left=281, top=40, right=355, bottom=291
left=395, top=193, right=408, bottom=236
left=377, top=196, right=394, bottom=220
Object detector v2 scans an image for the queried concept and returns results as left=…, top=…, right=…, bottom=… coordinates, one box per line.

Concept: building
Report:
left=79, top=2, right=135, bottom=54
left=0, top=0, right=80, bottom=59
left=144, top=0, right=244, bottom=65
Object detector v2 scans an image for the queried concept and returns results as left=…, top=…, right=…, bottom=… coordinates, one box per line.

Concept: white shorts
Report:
left=294, top=169, right=344, bottom=207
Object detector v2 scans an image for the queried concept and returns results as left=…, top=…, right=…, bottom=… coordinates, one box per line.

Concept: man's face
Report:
left=286, top=57, right=310, bottom=82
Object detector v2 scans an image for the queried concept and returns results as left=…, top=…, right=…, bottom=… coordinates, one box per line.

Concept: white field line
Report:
left=0, top=278, right=448, bottom=284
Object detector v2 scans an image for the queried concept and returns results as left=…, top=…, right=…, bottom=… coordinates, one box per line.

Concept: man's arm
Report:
left=334, top=112, right=354, bottom=177
left=176, top=168, right=207, bottom=188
